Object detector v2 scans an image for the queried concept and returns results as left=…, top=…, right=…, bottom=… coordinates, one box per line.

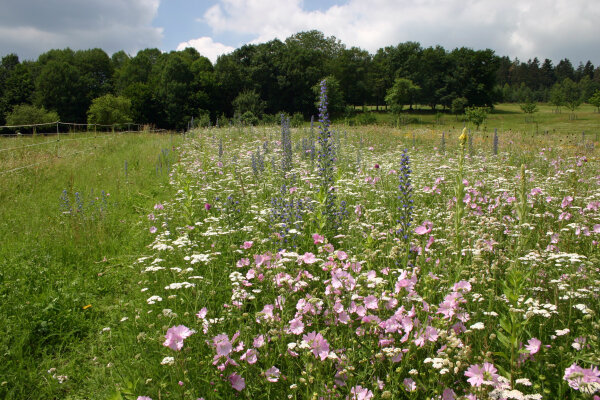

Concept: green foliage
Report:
left=549, top=83, right=565, bottom=112
left=520, top=101, right=538, bottom=122
left=464, top=106, right=490, bottom=129
left=451, top=97, right=468, bottom=115
left=240, top=110, right=258, bottom=126
left=355, top=112, right=377, bottom=125
left=589, top=90, right=600, bottom=112
left=290, top=112, right=304, bottom=127
left=5, top=104, right=59, bottom=125
left=384, top=77, right=420, bottom=113
left=232, top=90, right=265, bottom=118
left=87, top=94, right=132, bottom=126
left=561, top=78, right=583, bottom=113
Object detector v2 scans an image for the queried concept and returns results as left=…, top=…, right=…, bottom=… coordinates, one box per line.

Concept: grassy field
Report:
left=351, top=103, right=600, bottom=138
left=0, top=131, right=182, bottom=399
left=1, top=106, right=599, bottom=399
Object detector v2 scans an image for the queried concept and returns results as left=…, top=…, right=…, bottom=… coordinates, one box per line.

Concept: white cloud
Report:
left=0, top=0, right=162, bottom=59
left=199, top=0, right=600, bottom=64
left=176, top=37, right=235, bottom=63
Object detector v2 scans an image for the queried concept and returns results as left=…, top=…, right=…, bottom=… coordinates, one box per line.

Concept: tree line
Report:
left=1, top=30, right=599, bottom=130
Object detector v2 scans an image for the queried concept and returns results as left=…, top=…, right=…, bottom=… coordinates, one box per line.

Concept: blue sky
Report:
left=1, top=0, right=599, bottom=65
left=153, top=0, right=347, bottom=52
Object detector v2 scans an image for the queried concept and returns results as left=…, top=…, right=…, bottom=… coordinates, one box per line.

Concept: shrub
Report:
left=241, top=111, right=258, bottom=126
left=87, top=94, right=132, bottom=126
left=6, top=104, right=58, bottom=126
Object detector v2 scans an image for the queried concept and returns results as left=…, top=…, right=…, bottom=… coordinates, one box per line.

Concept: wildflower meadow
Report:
left=1, top=89, right=600, bottom=399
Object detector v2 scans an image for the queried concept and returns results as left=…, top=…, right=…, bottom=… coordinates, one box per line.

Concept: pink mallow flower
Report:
left=213, top=333, right=233, bottom=357
left=350, top=385, right=374, bottom=400
left=415, top=220, right=433, bottom=235
left=264, top=366, right=281, bottom=382
left=299, top=252, right=317, bottom=264
left=229, top=373, right=245, bottom=391
left=465, top=362, right=500, bottom=387
left=302, top=331, right=330, bottom=361
left=313, top=233, right=324, bottom=244
left=563, top=363, right=600, bottom=393
left=525, top=337, right=542, bottom=355
left=163, top=325, right=195, bottom=351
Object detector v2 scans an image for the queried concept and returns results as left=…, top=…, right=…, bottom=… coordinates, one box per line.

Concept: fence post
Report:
left=56, top=122, right=60, bottom=157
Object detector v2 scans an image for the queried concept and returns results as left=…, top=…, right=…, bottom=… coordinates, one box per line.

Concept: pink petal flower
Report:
left=163, top=325, right=195, bottom=351
left=264, top=366, right=281, bottom=382
left=350, top=385, right=374, bottom=400
left=229, top=373, right=245, bottom=391
left=414, top=221, right=433, bottom=235
left=300, top=252, right=317, bottom=264
left=196, top=307, right=207, bottom=319
left=525, top=337, right=542, bottom=355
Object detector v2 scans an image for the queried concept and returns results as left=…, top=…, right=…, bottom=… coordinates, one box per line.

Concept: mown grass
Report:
left=349, top=103, right=600, bottom=138
left=0, top=132, right=182, bottom=399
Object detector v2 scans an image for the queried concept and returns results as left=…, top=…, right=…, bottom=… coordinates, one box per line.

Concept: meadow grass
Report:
left=0, top=132, right=182, bottom=399
left=1, top=120, right=599, bottom=400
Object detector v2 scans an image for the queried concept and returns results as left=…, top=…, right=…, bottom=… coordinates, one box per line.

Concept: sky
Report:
left=1, top=0, right=599, bottom=66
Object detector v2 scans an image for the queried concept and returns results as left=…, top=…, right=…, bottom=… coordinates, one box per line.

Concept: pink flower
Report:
left=414, top=220, right=433, bottom=235
left=196, top=307, right=207, bottom=319
left=561, top=196, right=573, bottom=209
left=525, top=337, right=542, bottom=355
left=229, top=373, right=245, bottom=391
left=403, top=378, right=416, bottom=392
left=213, top=334, right=232, bottom=357
left=240, top=348, right=258, bottom=364
left=163, top=325, right=195, bottom=351
left=149, top=226, right=157, bottom=234
left=289, top=186, right=298, bottom=194
left=442, top=388, right=456, bottom=400
left=465, top=362, right=499, bottom=387
left=350, top=385, right=374, bottom=400
left=241, top=241, right=253, bottom=249
left=288, top=317, right=305, bottom=335
left=364, top=295, right=378, bottom=310
left=299, top=252, right=317, bottom=264
left=564, top=363, right=600, bottom=391
left=154, top=203, right=164, bottom=210
left=302, top=331, right=330, bottom=361
left=312, top=233, right=324, bottom=244
left=264, top=366, right=281, bottom=382
left=253, top=334, right=265, bottom=348
left=204, top=203, right=211, bottom=211
left=137, top=397, right=152, bottom=400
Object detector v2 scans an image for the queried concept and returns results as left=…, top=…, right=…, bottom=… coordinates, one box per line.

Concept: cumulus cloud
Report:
left=0, top=0, right=163, bottom=59
left=176, top=37, right=235, bottom=63
left=200, top=0, right=600, bottom=64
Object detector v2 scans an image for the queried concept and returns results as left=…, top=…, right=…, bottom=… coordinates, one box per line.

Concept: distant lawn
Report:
left=342, top=103, right=600, bottom=136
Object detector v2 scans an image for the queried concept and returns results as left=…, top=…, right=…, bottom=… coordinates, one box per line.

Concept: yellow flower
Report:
left=83, top=304, right=92, bottom=310
left=459, top=127, right=468, bottom=146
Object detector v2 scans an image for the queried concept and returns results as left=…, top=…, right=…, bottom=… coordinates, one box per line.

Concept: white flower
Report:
left=147, top=295, right=163, bottom=304
left=161, top=356, right=175, bottom=365
left=555, top=328, right=570, bottom=336
left=470, top=322, right=485, bottom=330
